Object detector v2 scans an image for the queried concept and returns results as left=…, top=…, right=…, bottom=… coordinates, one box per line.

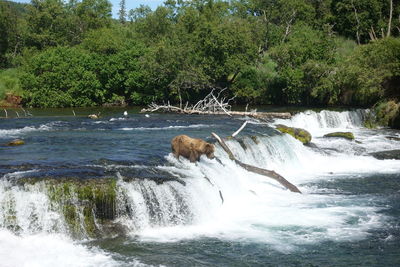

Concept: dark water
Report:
left=1, top=108, right=261, bottom=177
left=1, top=108, right=400, bottom=266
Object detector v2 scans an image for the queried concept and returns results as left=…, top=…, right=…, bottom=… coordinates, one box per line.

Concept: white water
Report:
left=1, top=109, right=400, bottom=263
left=274, top=109, right=367, bottom=136
left=116, top=110, right=399, bottom=251
left=117, top=124, right=214, bottom=131
left=0, top=230, right=119, bottom=267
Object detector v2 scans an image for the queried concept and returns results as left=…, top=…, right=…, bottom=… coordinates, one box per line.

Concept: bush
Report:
left=0, top=68, right=23, bottom=100
left=21, top=46, right=104, bottom=107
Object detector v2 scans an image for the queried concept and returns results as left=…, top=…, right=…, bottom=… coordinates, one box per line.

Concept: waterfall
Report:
left=274, top=109, right=369, bottom=136
left=1, top=109, right=399, bottom=249
left=1, top=129, right=398, bottom=240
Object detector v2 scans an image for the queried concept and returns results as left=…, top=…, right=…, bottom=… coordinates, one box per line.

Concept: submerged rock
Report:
left=250, top=135, right=260, bottom=144
left=369, top=150, right=400, bottom=160
left=323, top=132, right=354, bottom=140
left=275, top=124, right=312, bottom=145
left=386, top=136, right=400, bottom=141
left=6, top=139, right=25, bottom=146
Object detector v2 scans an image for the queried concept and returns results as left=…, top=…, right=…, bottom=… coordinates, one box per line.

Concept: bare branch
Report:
left=231, top=121, right=248, bottom=138
left=211, top=132, right=301, bottom=193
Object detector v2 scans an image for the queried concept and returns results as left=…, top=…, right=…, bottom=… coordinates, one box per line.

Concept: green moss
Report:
left=6, top=139, right=25, bottom=146
left=18, top=177, right=118, bottom=238
left=276, top=124, right=312, bottom=144
left=1, top=193, right=21, bottom=233
left=323, top=132, right=355, bottom=140
left=375, top=101, right=399, bottom=126
left=366, top=101, right=400, bottom=128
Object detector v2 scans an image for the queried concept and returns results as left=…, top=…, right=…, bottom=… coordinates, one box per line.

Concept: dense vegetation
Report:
left=0, top=0, right=399, bottom=110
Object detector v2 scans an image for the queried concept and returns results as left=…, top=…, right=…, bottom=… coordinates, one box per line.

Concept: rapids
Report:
left=1, top=108, right=399, bottom=266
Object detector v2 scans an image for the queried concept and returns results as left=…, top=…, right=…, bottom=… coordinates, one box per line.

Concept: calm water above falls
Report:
left=0, top=108, right=399, bottom=267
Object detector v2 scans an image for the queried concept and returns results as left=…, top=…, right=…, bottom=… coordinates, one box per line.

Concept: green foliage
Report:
left=0, top=69, right=23, bottom=100
left=266, top=24, right=336, bottom=104
left=332, top=0, right=389, bottom=44
left=373, top=100, right=399, bottom=127
left=0, top=0, right=400, bottom=109
left=21, top=46, right=103, bottom=107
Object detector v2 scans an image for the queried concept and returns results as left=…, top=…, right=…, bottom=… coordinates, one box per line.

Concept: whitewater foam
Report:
left=0, top=230, right=120, bottom=267
left=117, top=124, right=213, bottom=131
left=0, top=124, right=52, bottom=138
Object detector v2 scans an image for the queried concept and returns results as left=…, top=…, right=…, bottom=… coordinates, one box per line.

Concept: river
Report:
left=0, top=108, right=399, bottom=266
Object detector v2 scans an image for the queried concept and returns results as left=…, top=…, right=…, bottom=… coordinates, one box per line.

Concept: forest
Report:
left=0, top=0, right=399, bottom=114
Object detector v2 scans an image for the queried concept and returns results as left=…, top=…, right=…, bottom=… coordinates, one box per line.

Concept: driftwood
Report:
left=211, top=128, right=301, bottom=193
left=141, top=88, right=291, bottom=120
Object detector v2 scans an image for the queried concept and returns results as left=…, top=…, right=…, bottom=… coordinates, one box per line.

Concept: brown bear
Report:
left=171, top=135, right=215, bottom=162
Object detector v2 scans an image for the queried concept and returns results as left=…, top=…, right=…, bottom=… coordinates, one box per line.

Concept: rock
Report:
left=6, top=139, right=25, bottom=146
left=237, top=139, right=247, bottom=150
left=304, top=142, right=318, bottom=149
left=386, top=136, right=400, bottom=141
left=369, top=150, right=400, bottom=160
left=250, top=135, right=260, bottom=144
left=88, top=114, right=99, bottom=119
left=276, top=124, right=312, bottom=145
left=17, top=177, right=119, bottom=239
left=323, top=132, right=354, bottom=140
left=389, top=109, right=400, bottom=129
left=370, top=150, right=400, bottom=160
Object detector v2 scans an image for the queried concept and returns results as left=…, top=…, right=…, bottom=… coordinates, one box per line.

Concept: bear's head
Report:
left=205, top=143, right=215, bottom=159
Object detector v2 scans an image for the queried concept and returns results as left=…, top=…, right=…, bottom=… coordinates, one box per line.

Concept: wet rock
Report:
left=304, top=142, right=318, bottom=149
left=369, top=150, right=400, bottom=160
left=323, top=132, right=354, bottom=140
left=6, top=139, right=25, bottom=146
left=88, top=114, right=99, bottom=119
left=389, top=110, right=400, bottom=129
left=237, top=139, right=248, bottom=150
left=250, top=135, right=260, bottom=144
left=276, top=124, right=312, bottom=145
left=386, top=136, right=400, bottom=141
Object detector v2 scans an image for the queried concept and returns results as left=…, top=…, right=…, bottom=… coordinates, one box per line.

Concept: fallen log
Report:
left=141, top=106, right=291, bottom=120
left=211, top=132, right=302, bottom=193
left=140, top=88, right=291, bottom=120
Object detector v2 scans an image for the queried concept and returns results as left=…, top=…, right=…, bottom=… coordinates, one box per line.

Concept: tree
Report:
left=118, top=0, right=126, bottom=24
left=21, top=46, right=104, bottom=107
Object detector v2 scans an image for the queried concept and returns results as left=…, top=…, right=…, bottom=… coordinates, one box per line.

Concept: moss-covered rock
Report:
left=367, top=101, right=400, bottom=129
left=275, top=124, right=312, bottom=145
left=17, top=177, right=121, bottom=239
left=390, top=109, right=400, bottom=129
left=323, top=132, right=355, bottom=140
left=6, top=139, right=24, bottom=146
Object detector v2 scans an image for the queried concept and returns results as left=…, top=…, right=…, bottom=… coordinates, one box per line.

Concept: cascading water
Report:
left=1, top=109, right=399, bottom=266
left=274, top=109, right=369, bottom=136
